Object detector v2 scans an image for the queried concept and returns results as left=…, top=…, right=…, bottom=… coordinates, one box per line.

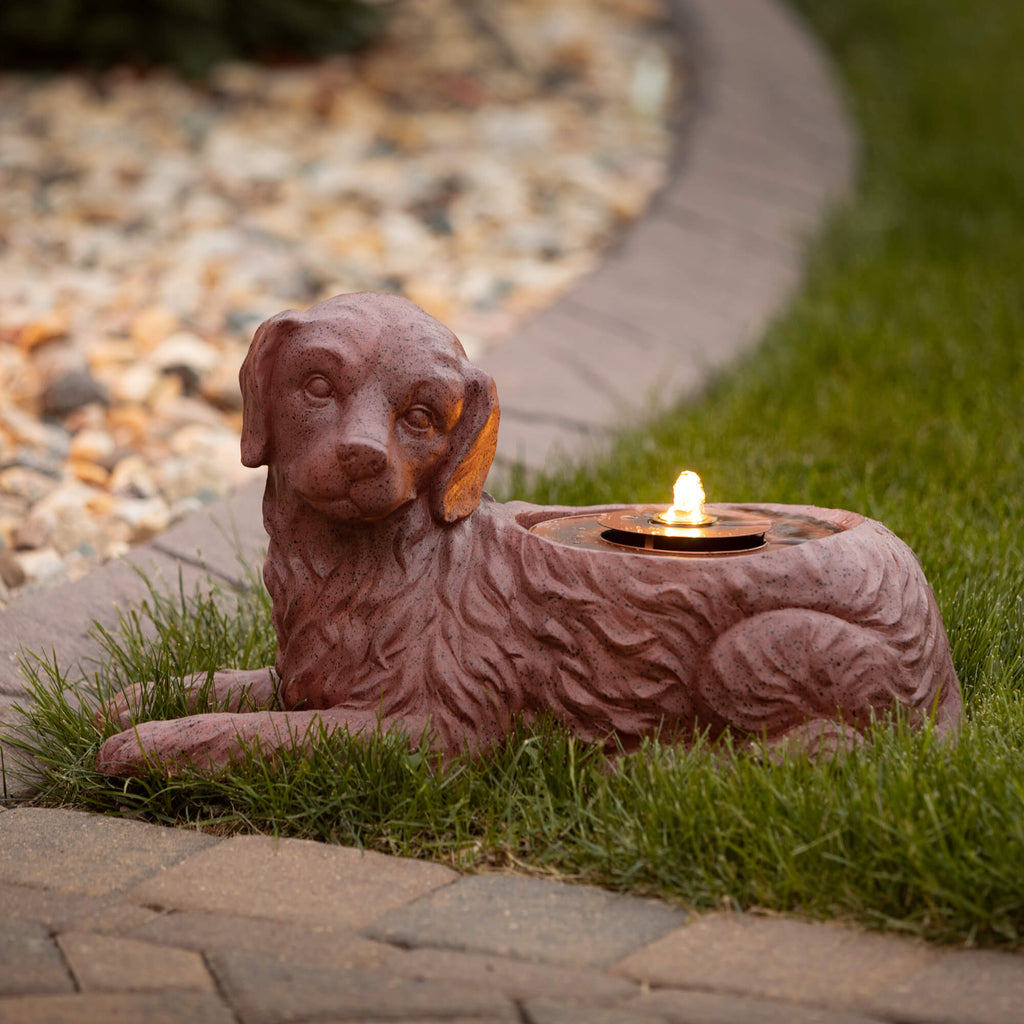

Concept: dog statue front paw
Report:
left=96, top=668, right=279, bottom=734
left=96, top=712, right=271, bottom=776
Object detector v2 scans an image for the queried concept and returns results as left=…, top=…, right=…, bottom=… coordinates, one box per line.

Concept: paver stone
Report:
left=0, top=990, right=235, bottom=1023
left=57, top=930, right=216, bottom=992
left=0, top=919, right=75, bottom=996
left=622, top=987, right=889, bottom=1024
left=522, top=1002, right=668, bottom=1024
left=128, top=833, right=457, bottom=928
left=0, top=883, right=128, bottom=932
left=395, top=947, right=639, bottom=1004
left=0, top=807, right=220, bottom=896
left=365, top=874, right=686, bottom=967
left=207, top=948, right=518, bottom=1024
left=612, top=913, right=937, bottom=1009
left=0, top=557, right=230, bottom=698
left=129, top=910, right=403, bottom=970
left=864, top=949, right=1024, bottom=1024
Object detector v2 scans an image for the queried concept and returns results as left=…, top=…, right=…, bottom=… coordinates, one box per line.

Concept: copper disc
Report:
left=597, top=506, right=772, bottom=541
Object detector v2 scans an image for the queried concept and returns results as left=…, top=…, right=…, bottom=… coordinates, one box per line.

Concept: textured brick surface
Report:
left=52, top=899, right=161, bottom=936
left=395, top=948, right=639, bottom=1004
left=208, top=949, right=518, bottom=1024
left=0, top=919, right=75, bottom=996
left=148, top=478, right=266, bottom=587
left=0, top=991, right=235, bottom=1024
left=0, top=883, right=111, bottom=930
left=523, top=1003, right=667, bottom=1024
left=476, top=0, right=855, bottom=476
left=486, top=414, right=600, bottom=485
left=864, top=950, right=1024, bottom=1024
left=563, top=217, right=800, bottom=372
left=365, top=874, right=686, bottom=968
left=624, top=988, right=888, bottom=1024
left=129, top=910, right=403, bottom=970
left=0, top=882, right=160, bottom=935
left=612, top=914, right=937, bottom=1009
left=0, top=554, right=223, bottom=698
left=0, top=808, right=220, bottom=896
left=660, top=181, right=808, bottom=257
left=129, top=833, right=457, bottom=928
left=480, top=307, right=654, bottom=428
left=57, top=931, right=216, bottom=993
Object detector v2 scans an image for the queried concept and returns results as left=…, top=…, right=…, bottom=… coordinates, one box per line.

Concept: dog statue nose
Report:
left=337, top=440, right=388, bottom=480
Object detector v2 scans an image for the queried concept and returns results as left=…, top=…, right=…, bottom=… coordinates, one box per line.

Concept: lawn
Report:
left=8, top=0, right=1024, bottom=946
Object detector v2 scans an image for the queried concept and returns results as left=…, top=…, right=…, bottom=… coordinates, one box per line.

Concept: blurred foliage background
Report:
left=0, top=0, right=389, bottom=78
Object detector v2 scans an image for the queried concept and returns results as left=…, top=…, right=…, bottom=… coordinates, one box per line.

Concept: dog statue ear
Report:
left=429, top=367, right=500, bottom=524
left=239, top=311, right=296, bottom=468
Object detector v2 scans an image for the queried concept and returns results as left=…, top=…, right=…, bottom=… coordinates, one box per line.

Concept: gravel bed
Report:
left=0, top=0, right=681, bottom=606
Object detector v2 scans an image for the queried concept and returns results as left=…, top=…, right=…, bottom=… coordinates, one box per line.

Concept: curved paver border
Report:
left=0, top=0, right=856, bottom=756
left=482, top=0, right=856, bottom=473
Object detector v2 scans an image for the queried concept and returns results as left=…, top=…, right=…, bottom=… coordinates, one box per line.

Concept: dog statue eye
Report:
left=402, top=406, right=435, bottom=432
left=304, top=375, right=333, bottom=400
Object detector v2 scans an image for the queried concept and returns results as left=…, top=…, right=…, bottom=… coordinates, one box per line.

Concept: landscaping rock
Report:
left=42, top=370, right=110, bottom=419
left=0, top=0, right=678, bottom=606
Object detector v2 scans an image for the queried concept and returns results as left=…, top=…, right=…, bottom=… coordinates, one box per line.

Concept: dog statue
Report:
left=97, top=292, right=961, bottom=774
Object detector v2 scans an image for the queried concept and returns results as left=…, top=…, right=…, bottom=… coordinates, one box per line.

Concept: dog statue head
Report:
left=239, top=293, right=499, bottom=525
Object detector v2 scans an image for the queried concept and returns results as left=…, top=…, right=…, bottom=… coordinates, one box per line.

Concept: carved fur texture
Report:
left=97, top=293, right=961, bottom=775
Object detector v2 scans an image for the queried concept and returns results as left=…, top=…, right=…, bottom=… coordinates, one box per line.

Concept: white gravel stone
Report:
left=112, top=497, right=173, bottom=542
left=15, top=547, right=68, bottom=587
left=107, top=362, right=161, bottom=406
left=17, top=481, right=107, bottom=555
left=0, top=466, right=59, bottom=506
left=68, top=428, right=117, bottom=467
left=108, top=456, right=160, bottom=498
left=151, top=331, right=223, bottom=378
left=0, top=0, right=680, bottom=603
left=0, top=406, right=70, bottom=456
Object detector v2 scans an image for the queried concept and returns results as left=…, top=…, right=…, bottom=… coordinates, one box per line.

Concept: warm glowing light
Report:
left=657, top=470, right=716, bottom=526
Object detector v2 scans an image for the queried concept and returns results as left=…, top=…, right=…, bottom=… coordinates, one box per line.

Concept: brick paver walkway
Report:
left=3, top=807, right=1024, bottom=1023
left=5, top=2, right=1021, bottom=1022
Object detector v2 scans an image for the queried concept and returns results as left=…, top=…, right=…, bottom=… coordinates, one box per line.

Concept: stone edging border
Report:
left=0, top=0, right=857, bottom=732
left=481, top=0, right=857, bottom=473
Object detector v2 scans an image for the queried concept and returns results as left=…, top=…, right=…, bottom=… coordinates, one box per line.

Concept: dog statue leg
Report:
left=94, top=705, right=431, bottom=777
left=97, top=667, right=279, bottom=732
left=701, top=608, right=913, bottom=747
left=752, top=718, right=866, bottom=761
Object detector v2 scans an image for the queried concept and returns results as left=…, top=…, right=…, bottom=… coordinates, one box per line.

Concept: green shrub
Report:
left=0, top=0, right=388, bottom=78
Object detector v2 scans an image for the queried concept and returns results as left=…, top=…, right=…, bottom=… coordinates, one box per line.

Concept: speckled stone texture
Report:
left=96, top=293, right=961, bottom=775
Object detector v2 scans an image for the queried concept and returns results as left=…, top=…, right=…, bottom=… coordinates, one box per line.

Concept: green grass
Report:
left=5, top=0, right=1024, bottom=947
